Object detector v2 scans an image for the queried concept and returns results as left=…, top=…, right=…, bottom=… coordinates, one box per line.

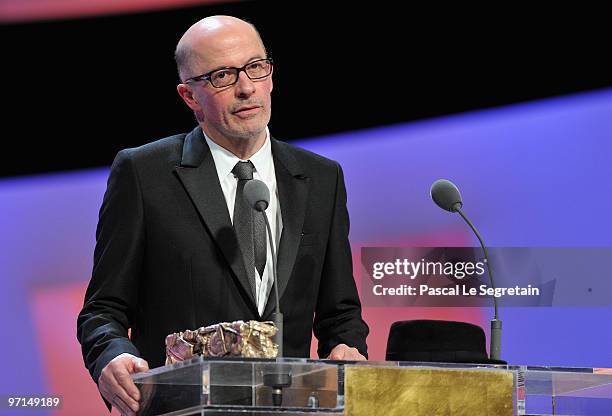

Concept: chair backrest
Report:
left=385, top=319, right=495, bottom=363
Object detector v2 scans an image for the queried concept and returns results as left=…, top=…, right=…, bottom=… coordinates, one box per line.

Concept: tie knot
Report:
left=232, top=161, right=254, bottom=180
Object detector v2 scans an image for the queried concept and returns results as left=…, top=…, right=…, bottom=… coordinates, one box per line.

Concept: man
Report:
left=77, top=15, right=368, bottom=415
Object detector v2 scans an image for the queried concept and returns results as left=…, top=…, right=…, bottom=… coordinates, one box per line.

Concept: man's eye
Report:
left=213, top=70, right=232, bottom=80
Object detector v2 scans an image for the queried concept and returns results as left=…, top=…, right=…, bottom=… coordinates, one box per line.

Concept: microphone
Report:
left=243, top=179, right=283, bottom=357
left=430, top=179, right=502, bottom=361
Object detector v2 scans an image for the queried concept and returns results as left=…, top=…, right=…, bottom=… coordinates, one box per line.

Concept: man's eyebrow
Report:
left=207, top=56, right=267, bottom=73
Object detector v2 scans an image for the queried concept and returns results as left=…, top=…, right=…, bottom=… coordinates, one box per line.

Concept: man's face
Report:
left=185, top=27, right=273, bottom=143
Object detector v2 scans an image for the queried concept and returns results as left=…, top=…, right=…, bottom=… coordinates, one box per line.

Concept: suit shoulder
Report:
left=116, top=133, right=186, bottom=166
left=273, top=139, right=340, bottom=171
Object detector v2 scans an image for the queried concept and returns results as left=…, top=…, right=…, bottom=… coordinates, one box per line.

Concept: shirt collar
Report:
left=203, top=127, right=272, bottom=180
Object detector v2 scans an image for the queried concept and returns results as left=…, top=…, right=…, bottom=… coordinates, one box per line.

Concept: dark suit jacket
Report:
left=77, top=126, right=368, bottom=384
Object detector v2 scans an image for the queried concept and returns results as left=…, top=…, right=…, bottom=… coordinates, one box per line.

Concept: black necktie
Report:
left=232, top=161, right=267, bottom=297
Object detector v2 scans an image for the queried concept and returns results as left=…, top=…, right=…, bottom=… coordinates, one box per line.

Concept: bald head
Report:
left=175, top=16, right=266, bottom=81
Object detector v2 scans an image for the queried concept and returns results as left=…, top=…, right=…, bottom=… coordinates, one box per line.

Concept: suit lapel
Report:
left=263, top=139, right=310, bottom=318
left=174, top=127, right=258, bottom=312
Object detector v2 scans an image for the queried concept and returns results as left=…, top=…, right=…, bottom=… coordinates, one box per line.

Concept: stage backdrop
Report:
left=1, top=88, right=611, bottom=415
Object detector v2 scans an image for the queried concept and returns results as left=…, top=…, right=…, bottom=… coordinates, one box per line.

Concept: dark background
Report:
left=2, top=2, right=610, bottom=177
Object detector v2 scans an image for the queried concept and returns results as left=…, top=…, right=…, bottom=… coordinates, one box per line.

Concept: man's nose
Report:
left=234, top=71, right=256, bottom=97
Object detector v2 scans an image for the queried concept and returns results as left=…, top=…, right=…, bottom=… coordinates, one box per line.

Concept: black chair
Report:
left=386, top=320, right=506, bottom=364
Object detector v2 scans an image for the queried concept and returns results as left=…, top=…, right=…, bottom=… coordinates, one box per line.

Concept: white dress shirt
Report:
left=203, top=128, right=282, bottom=316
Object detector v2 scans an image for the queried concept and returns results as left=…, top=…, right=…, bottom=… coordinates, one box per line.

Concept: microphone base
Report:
left=263, top=373, right=292, bottom=407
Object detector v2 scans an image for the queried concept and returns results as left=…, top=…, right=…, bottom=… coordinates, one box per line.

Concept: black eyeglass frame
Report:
left=184, top=58, right=274, bottom=88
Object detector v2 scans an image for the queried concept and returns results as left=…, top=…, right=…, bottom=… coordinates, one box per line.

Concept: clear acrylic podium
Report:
left=132, top=357, right=612, bottom=415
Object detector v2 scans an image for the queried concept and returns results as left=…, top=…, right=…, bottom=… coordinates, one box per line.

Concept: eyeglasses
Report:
left=184, top=58, right=273, bottom=88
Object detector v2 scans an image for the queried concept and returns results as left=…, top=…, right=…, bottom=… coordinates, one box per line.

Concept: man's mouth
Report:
left=233, top=105, right=261, bottom=118
left=234, top=105, right=260, bottom=114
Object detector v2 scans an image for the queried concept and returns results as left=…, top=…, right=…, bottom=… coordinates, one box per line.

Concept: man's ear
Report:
left=177, top=83, right=202, bottom=112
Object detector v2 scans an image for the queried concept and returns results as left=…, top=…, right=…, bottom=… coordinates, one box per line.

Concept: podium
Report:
left=132, top=357, right=612, bottom=415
